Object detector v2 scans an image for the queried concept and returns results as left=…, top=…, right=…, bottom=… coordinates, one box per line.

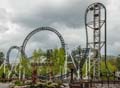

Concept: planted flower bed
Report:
left=10, top=80, right=63, bottom=88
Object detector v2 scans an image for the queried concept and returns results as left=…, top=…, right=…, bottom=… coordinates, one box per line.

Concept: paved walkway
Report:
left=94, top=84, right=120, bottom=88
left=0, top=83, right=10, bottom=88
left=61, top=83, right=69, bottom=88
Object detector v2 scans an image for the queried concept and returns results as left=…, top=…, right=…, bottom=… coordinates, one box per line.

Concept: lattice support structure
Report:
left=85, top=3, right=107, bottom=80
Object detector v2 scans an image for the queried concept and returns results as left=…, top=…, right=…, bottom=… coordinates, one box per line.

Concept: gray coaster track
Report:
left=79, top=2, right=107, bottom=79
left=6, top=46, right=20, bottom=64
left=21, top=27, right=66, bottom=58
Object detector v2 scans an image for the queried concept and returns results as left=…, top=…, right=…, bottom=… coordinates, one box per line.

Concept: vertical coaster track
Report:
left=84, top=2, right=107, bottom=80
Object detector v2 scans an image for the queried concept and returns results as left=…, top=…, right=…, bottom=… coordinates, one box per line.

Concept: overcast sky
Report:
left=0, top=0, right=120, bottom=60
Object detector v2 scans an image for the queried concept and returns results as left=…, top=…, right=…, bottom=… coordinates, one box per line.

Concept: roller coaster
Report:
left=84, top=2, right=107, bottom=80
left=1, top=2, right=120, bottom=88
left=70, top=2, right=120, bottom=88
left=5, top=27, right=68, bottom=80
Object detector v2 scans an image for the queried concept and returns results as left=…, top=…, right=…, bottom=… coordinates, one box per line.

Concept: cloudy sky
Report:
left=0, top=0, right=120, bottom=60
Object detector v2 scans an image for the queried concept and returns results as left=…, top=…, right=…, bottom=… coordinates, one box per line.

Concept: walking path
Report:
left=0, top=83, right=10, bottom=88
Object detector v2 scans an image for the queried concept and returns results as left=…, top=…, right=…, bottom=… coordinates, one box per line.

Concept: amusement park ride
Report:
left=84, top=2, right=107, bottom=80
left=0, top=2, right=120, bottom=88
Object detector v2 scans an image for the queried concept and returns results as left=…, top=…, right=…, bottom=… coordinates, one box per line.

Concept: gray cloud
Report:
left=10, top=0, right=108, bottom=28
left=0, top=8, right=9, bottom=33
left=0, top=25, right=8, bottom=33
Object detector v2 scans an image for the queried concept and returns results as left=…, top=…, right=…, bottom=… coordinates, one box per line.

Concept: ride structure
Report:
left=2, top=1, right=120, bottom=88
left=6, top=46, right=22, bottom=79
left=6, top=27, right=75, bottom=81
left=85, top=2, right=107, bottom=80
left=21, top=27, right=66, bottom=58
left=6, top=46, right=20, bottom=64
left=21, top=27, right=69, bottom=81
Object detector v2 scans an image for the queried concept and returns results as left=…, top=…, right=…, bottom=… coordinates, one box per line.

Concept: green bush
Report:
left=14, top=80, right=23, bottom=86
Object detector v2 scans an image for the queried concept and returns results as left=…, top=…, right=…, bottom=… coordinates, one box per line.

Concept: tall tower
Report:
left=85, top=2, right=107, bottom=80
